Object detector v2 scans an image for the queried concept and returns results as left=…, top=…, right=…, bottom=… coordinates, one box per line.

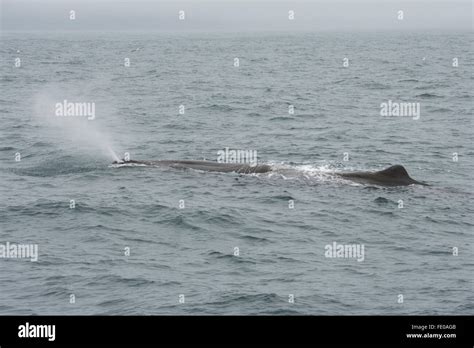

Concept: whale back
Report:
left=113, top=160, right=427, bottom=186
left=376, top=165, right=409, bottom=178
left=113, top=159, right=272, bottom=174
left=374, top=165, right=428, bottom=185
left=338, top=165, right=427, bottom=186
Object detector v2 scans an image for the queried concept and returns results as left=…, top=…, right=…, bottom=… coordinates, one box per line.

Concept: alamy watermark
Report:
left=217, top=147, right=257, bottom=165
left=325, top=242, right=365, bottom=262
left=55, top=100, right=95, bottom=120
left=380, top=100, right=420, bottom=120
left=0, top=242, right=38, bottom=262
left=18, top=322, right=55, bottom=341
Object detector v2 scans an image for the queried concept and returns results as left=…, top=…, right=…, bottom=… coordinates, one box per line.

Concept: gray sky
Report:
left=1, top=0, right=472, bottom=32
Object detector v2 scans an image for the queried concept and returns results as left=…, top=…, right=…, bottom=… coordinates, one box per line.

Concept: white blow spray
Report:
left=33, top=85, right=122, bottom=162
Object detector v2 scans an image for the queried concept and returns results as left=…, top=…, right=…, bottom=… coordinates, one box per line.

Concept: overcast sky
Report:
left=1, top=0, right=472, bottom=32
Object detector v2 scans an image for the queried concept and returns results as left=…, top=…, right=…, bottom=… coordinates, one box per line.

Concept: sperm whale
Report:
left=112, top=160, right=427, bottom=186
left=336, top=165, right=428, bottom=186
left=114, top=160, right=272, bottom=174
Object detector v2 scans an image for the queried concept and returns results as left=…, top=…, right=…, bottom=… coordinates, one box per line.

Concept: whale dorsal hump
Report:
left=377, top=165, right=409, bottom=178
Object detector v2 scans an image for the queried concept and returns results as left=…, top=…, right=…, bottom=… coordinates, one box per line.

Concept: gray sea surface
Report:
left=0, top=31, right=473, bottom=314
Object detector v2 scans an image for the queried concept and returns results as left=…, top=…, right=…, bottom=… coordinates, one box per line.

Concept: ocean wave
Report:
left=398, top=79, right=419, bottom=83
left=207, top=250, right=257, bottom=264
left=238, top=234, right=271, bottom=243
left=0, top=146, right=15, bottom=151
left=373, top=197, right=391, bottom=204
left=415, top=93, right=444, bottom=98
left=269, top=116, right=294, bottom=121
left=156, top=215, right=202, bottom=231
left=12, top=162, right=102, bottom=177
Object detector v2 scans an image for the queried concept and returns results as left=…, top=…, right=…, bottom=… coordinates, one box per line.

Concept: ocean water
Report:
left=0, top=31, right=473, bottom=315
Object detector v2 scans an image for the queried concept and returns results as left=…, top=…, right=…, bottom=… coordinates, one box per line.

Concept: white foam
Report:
left=109, top=163, right=147, bottom=168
